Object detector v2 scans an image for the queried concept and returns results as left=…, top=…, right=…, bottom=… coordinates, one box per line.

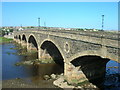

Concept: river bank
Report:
left=0, top=37, right=13, bottom=44
left=2, top=77, right=61, bottom=89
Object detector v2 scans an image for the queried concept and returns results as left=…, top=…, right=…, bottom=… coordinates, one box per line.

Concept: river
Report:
left=1, top=43, right=120, bottom=89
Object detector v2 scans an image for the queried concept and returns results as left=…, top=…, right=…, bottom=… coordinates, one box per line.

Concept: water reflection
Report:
left=106, top=60, right=119, bottom=74
left=104, top=60, right=120, bottom=89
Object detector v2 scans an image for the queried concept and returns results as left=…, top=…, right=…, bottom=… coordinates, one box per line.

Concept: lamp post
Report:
left=102, top=15, right=104, bottom=31
left=38, top=17, right=40, bottom=29
left=44, top=22, right=46, bottom=29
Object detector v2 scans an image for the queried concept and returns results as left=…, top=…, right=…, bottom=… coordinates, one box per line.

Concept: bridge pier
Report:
left=38, top=49, right=41, bottom=59
left=14, top=39, right=21, bottom=44
left=64, top=61, right=88, bottom=85
left=26, top=43, right=37, bottom=52
left=21, top=41, right=27, bottom=47
left=26, top=42, right=29, bottom=51
left=65, top=56, right=110, bottom=87
left=13, top=38, right=17, bottom=43
left=37, top=49, right=52, bottom=60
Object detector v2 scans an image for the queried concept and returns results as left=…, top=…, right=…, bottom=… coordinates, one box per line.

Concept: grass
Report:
left=76, top=80, right=90, bottom=86
left=69, top=79, right=89, bottom=87
left=0, top=37, right=13, bottom=44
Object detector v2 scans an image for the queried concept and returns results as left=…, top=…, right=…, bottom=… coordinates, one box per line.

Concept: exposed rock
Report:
left=53, top=77, right=64, bottom=86
left=53, top=74, right=98, bottom=89
left=74, top=86, right=83, bottom=90
left=40, top=58, right=55, bottom=64
left=16, top=78, right=21, bottom=80
left=24, top=61, right=33, bottom=65
left=51, top=74, right=56, bottom=79
left=15, top=63, right=21, bottom=66
left=53, top=76, right=75, bottom=88
left=60, top=73, right=64, bottom=76
left=44, top=75, right=50, bottom=80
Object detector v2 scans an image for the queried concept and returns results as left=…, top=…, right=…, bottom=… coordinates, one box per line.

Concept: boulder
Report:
left=51, top=74, right=56, bottom=79
left=43, top=75, right=50, bottom=80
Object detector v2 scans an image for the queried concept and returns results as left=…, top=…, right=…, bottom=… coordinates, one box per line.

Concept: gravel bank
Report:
left=2, top=77, right=62, bottom=89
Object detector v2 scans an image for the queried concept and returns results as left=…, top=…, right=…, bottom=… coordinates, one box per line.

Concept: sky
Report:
left=1, top=0, right=120, bottom=2
left=2, top=2, right=118, bottom=30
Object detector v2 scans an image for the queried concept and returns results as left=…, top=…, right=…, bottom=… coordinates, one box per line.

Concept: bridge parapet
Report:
left=14, top=29, right=119, bottom=47
left=21, top=28, right=119, bottom=40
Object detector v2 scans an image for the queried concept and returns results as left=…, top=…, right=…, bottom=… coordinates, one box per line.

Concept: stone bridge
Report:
left=14, top=29, right=120, bottom=87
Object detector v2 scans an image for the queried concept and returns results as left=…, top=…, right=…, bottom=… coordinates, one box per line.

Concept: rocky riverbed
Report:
left=2, top=73, right=99, bottom=89
left=2, top=77, right=60, bottom=89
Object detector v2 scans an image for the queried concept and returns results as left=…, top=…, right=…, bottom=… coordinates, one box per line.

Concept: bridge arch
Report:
left=40, top=39, right=65, bottom=60
left=40, top=39, right=65, bottom=67
left=14, top=35, right=17, bottom=39
left=18, top=35, right=21, bottom=41
left=28, top=34, right=39, bottom=50
left=69, top=50, right=110, bottom=88
left=22, top=34, right=27, bottom=43
left=69, top=50, right=112, bottom=62
left=16, top=35, right=18, bottom=39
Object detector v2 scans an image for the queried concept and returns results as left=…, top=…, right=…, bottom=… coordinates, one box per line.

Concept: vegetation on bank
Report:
left=0, top=27, right=14, bottom=36
left=0, top=37, right=13, bottom=44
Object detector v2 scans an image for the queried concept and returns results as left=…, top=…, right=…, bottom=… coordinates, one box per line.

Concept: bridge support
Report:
left=64, top=56, right=109, bottom=88
left=38, top=49, right=41, bottom=59
left=13, top=38, right=17, bottom=43
left=64, top=62, right=88, bottom=85
left=14, top=39, right=21, bottom=44
left=38, top=49, right=52, bottom=60
left=21, top=41, right=27, bottom=47
left=26, top=43, right=37, bottom=52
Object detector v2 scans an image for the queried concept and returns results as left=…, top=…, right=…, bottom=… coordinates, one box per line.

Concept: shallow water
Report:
left=106, top=60, right=119, bottom=74
left=104, top=60, right=120, bottom=89
left=2, top=43, right=63, bottom=81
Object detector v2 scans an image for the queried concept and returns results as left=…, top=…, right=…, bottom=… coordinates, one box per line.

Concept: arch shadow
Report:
left=22, top=34, right=27, bottom=42
left=71, top=55, right=110, bottom=89
left=28, top=35, right=38, bottom=50
left=18, top=35, right=21, bottom=41
left=40, top=40, right=64, bottom=72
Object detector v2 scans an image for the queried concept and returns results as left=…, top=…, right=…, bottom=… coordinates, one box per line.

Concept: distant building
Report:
left=18, top=27, right=24, bottom=31
left=93, top=29, right=98, bottom=31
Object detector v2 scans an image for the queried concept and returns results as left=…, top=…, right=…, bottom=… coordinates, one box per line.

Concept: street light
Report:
left=44, top=22, right=46, bottom=29
left=102, top=15, right=104, bottom=30
left=38, top=17, right=40, bottom=29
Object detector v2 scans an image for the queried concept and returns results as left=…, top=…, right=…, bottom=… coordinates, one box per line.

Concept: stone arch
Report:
left=14, top=35, right=18, bottom=39
left=69, top=50, right=110, bottom=88
left=18, top=35, right=21, bottom=41
left=40, top=39, right=65, bottom=61
left=22, top=34, right=27, bottom=43
left=16, top=35, right=17, bottom=39
left=68, top=50, right=112, bottom=62
left=14, top=35, right=16, bottom=39
left=15, top=35, right=18, bottom=39
left=40, top=39, right=65, bottom=68
left=28, top=34, right=39, bottom=50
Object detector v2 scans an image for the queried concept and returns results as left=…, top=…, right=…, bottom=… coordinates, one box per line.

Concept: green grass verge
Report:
left=0, top=37, right=13, bottom=43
